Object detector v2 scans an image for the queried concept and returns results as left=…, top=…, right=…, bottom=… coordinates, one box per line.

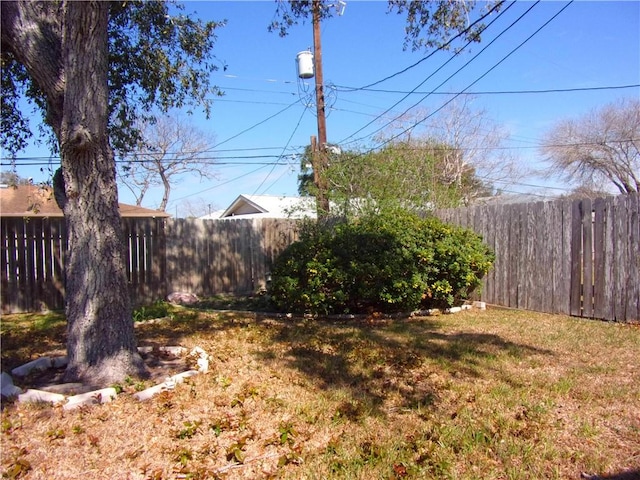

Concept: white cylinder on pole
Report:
left=296, top=51, right=314, bottom=79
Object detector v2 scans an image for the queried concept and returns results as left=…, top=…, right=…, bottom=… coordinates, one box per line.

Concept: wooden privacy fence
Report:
left=2, top=194, right=638, bottom=322
left=1, top=216, right=169, bottom=313
left=1, top=217, right=299, bottom=314
left=435, top=194, right=639, bottom=323
left=164, top=218, right=298, bottom=295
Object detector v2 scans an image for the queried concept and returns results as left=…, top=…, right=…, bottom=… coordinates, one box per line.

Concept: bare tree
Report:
left=376, top=95, right=523, bottom=205
left=540, top=98, right=640, bottom=194
left=119, top=115, right=218, bottom=211
left=427, top=96, right=520, bottom=204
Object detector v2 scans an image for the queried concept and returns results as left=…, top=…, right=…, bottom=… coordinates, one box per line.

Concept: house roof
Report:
left=0, top=184, right=170, bottom=218
left=474, top=193, right=557, bottom=206
left=206, top=194, right=316, bottom=220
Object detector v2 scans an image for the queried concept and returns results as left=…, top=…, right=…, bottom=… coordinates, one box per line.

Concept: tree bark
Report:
left=59, top=2, right=147, bottom=384
left=2, top=1, right=147, bottom=385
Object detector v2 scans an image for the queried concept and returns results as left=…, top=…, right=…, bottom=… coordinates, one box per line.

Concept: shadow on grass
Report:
left=583, top=471, right=640, bottom=480
left=0, top=312, right=67, bottom=372
left=249, top=315, right=555, bottom=416
left=2, top=308, right=554, bottom=419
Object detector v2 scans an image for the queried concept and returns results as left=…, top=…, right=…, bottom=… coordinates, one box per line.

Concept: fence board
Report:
left=434, top=194, right=638, bottom=323
left=548, top=200, right=564, bottom=313
left=570, top=200, right=583, bottom=317
left=582, top=198, right=594, bottom=318
left=626, top=194, right=639, bottom=321
left=539, top=202, right=552, bottom=313
left=613, top=196, right=629, bottom=321
left=593, top=198, right=608, bottom=320
left=505, top=205, right=517, bottom=308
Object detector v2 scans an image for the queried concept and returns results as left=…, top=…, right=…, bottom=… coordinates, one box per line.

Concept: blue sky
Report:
left=3, top=1, right=639, bottom=216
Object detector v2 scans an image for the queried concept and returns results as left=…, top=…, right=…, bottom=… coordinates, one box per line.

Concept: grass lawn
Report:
left=1, top=306, right=639, bottom=479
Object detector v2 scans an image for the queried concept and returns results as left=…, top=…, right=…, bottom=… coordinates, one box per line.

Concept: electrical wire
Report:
left=253, top=103, right=310, bottom=196
left=5, top=137, right=635, bottom=169
left=350, top=0, right=507, bottom=91
left=333, top=83, right=640, bottom=96
left=369, top=1, right=574, bottom=152
left=211, top=99, right=301, bottom=150
left=337, top=0, right=523, bottom=145
left=167, top=163, right=274, bottom=207
left=166, top=104, right=312, bottom=205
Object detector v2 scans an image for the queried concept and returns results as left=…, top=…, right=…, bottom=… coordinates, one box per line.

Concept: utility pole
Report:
left=312, top=0, right=330, bottom=218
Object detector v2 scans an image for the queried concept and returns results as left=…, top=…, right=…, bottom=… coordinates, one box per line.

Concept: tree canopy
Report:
left=315, top=141, right=492, bottom=217
left=1, top=1, right=225, bottom=157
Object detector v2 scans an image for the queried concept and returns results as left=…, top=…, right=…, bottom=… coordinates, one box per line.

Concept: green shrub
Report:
left=269, top=210, right=494, bottom=315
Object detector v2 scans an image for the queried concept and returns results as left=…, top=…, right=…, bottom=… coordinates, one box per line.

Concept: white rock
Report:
left=472, top=301, right=487, bottom=310
left=1, top=372, right=14, bottom=389
left=197, top=358, right=209, bottom=373
left=169, top=370, right=199, bottom=384
left=63, top=387, right=117, bottom=411
left=164, top=377, right=177, bottom=390
left=51, top=356, right=68, bottom=368
left=1, top=384, right=22, bottom=398
left=161, top=346, right=187, bottom=356
left=446, top=307, right=462, bottom=314
left=11, top=357, right=53, bottom=377
left=132, top=383, right=168, bottom=402
left=0, top=372, right=22, bottom=398
left=18, top=389, right=66, bottom=405
left=167, top=292, right=199, bottom=305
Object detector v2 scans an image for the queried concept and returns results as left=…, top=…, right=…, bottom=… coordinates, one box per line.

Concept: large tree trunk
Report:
left=1, top=1, right=147, bottom=385
left=58, top=2, right=146, bottom=384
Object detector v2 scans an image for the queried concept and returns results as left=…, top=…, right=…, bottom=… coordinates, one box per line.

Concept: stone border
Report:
left=1, top=346, right=210, bottom=410
left=263, top=300, right=486, bottom=321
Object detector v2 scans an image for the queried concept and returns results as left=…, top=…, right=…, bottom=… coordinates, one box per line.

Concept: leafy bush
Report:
left=269, top=210, right=494, bottom=314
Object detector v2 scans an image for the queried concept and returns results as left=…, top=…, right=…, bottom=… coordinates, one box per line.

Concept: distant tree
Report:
left=0, top=171, right=31, bottom=186
left=178, top=197, right=217, bottom=219
left=322, top=140, right=492, bottom=217
left=540, top=98, right=640, bottom=194
left=564, top=185, right=612, bottom=200
left=119, top=115, right=218, bottom=211
left=297, top=145, right=315, bottom=197
left=376, top=95, right=521, bottom=206
left=1, top=1, right=224, bottom=384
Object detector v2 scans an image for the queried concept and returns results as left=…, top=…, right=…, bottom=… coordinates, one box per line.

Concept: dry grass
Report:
left=1, top=306, right=639, bottom=479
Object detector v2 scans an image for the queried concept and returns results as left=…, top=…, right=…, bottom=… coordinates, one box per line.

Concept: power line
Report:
left=211, top=99, right=301, bottom=150
left=369, top=1, right=574, bottom=152
left=218, top=86, right=296, bottom=96
left=6, top=137, right=635, bottom=169
left=254, top=104, right=310, bottom=196
left=166, top=102, right=312, bottom=205
left=167, top=164, right=274, bottom=207
left=333, top=83, right=640, bottom=96
left=337, top=0, right=525, bottom=145
left=2, top=156, right=295, bottom=167
left=480, top=175, right=571, bottom=192
left=352, top=0, right=508, bottom=91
